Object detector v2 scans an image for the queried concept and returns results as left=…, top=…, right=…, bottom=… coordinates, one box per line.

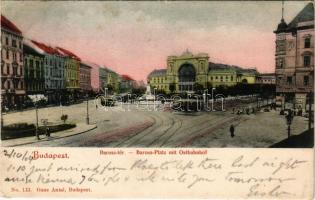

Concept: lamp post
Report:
left=105, top=87, right=108, bottom=97
left=308, top=90, right=313, bottom=131
left=203, top=89, right=208, bottom=110
left=35, top=96, right=40, bottom=140
left=211, top=87, right=216, bottom=111
left=154, top=87, right=157, bottom=111
left=285, top=109, right=294, bottom=138
left=85, top=94, right=89, bottom=124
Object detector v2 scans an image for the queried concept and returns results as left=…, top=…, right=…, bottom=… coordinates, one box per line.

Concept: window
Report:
left=19, top=41, right=22, bottom=49
left=6, top=64, right=10, bottom=74
left=12, top=39, right=16, bottom=47
left=7, top=81, right=11, bottom=89
left=231, top=76, right=233, bottom=81
left=1, top=63, right=4, bottom=75
left=304, top=56, right=311, bottom=67
left=13, top=66, right=17, bottom=76
left=13, top=52, right=16, bottom=61
left=304, top=38, right=311, bottom=48
left=215, top=76, right=218, bottom=80
left=6, top=50, right=9, bottom=59
left=287, top=76, right=292, bottom=85
left=304, top=76, right=309, bottom=86
left=5, top=37, right=8, bottom=45
left=30, top=60, right=34, bottom=68
left=276, top=58, right=284, bottom=68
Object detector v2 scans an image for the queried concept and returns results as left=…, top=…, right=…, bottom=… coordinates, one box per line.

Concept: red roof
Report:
left=121, top=74, right=135, bottom=81
left=31, top=40, right=61, bottom=55
left=1, top=15, right=22, bottom=35
left=56, top=47, right=81, bottom=61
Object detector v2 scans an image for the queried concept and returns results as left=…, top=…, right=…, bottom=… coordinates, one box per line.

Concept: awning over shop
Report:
left=27, top=94, right=47, bottom=102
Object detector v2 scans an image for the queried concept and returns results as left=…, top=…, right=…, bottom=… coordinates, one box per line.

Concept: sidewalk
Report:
left=1, top=123, right=97, bottom=147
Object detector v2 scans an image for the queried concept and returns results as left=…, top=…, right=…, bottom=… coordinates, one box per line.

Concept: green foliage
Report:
left=61, top=114, right=68, bottom=123
left=1, top=123, right=76, bottom=140
left=131, top=87, right=146, bottom=96
left=3, top=123, right=35, bottom=131
left=194, top=83, right=204, bottom=94
left=169, top=83, right=176, bottom=93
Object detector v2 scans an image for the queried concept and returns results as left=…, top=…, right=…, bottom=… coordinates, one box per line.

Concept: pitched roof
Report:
left=23, top=42, right=44, bottom=57
left=208, top=62, right=259, bottom=74
left=31, top=40, right=61, bottom=55
left=56, top=47, right=81, bottom=61
left=24, top=39, right=45, bottom=55
left=121, top=74, right=135, bottom=81
left=1, top=15, right=22, bottom=35
left=287, top=2, right=314, bottom=29
left=148, top=69, right=167, bottom=77
left=81, top=60, right=99, bottom=69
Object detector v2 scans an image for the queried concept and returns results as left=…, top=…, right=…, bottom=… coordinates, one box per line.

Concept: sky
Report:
left=1, top=1, right=310, bottom=87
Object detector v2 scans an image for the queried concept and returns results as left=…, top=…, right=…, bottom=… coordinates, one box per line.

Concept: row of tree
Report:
left=155, top=83, right=276, bottom=98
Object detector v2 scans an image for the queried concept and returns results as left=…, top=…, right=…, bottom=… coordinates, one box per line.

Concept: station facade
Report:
left=148, top=50, right=258, bottom=93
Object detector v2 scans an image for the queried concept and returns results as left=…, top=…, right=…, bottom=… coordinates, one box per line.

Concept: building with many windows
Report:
left=256, top=73, right=276, bottom=85
left=79, top=61, right=92, bottom=92
left=1, top=15, right=25, bottom=109
left=120, top=74, right=136, bottom=93
left=274, top=2, right=314, bottom=109
left=56, top=47, right=80, bottom=90
left=148, top=50, right=259, bottom=93
left=31, top=40, right=65, bottom=103
left=99, top=66, right=121, bottom=94
left=23, top=39, right=45, bottom=95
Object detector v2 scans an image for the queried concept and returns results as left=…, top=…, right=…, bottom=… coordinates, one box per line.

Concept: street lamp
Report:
left=154, top=87, right=157, bottom=111
left=35, top=96, right=40, bottom=140
left=285, top=109, right=294, bottom=138
left=105, top=87, right=108, bottom=97
left=307, top=90, right=313, bottom=131
left=86, top=94, right=89, bottom=125
left=211, top=87, right=216, bottom=111
left=104, top=87, right=108, bottom=107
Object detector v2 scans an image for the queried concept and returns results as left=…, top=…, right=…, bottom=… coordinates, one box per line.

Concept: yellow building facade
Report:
left=64, top=57, right=80, bottom=89
left=148, top=50, right=259, bottom=93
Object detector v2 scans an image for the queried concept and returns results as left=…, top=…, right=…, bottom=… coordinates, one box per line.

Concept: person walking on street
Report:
left=230, top=124, right=235, bottom=138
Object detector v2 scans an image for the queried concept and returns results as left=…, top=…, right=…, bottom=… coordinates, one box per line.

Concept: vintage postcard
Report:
left=0, top=1, right=314, bottom=199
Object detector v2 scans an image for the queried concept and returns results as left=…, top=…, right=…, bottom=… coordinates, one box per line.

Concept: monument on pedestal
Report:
left=143, top=85, right=155, bottom=100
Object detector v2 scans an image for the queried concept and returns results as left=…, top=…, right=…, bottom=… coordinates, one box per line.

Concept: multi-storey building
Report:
left=99, top=66, right=121, bottom=94
left=31, top=40, right=65, bottom=103
left=256, top=73, right=276, bottom=85
left=56, top=47, right=80, bottom=90
left=99, top=67, right=109, bottom=92
left=274, top=2, right=314, bottom=109
left=1, top=15, right=25, bottom=109
left=79, top=61, right=92, bottom=92
left=56, top=47, right=80, bottom=101
left=23, top=39, right=45, bottom=94
left=120, top=75, right=136, bottom=92
left=148, top=50, right=258, bottom=93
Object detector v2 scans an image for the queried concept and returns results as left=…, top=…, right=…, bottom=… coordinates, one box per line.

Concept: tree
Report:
left=61, top=114, right=68, bottom=124
left=194, top=83, right=204, bottom=94
left=169, top=83, right=176, bottom=94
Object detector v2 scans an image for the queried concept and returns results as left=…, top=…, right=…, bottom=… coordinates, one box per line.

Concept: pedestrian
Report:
left=46, top=127, right=51, bottom=137
left=230, top=124, right=235, bottom=138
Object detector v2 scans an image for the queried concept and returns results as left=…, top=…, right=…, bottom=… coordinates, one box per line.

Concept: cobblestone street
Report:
left=1, top=100, right=310, bottom=147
